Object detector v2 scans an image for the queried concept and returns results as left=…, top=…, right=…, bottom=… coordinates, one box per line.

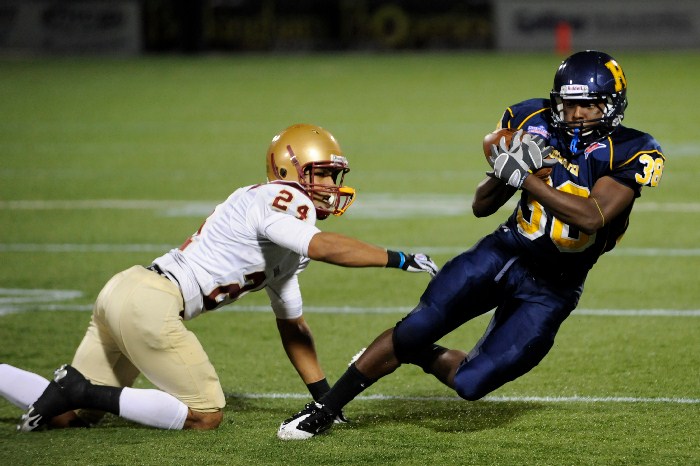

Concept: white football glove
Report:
left=387, top=251, right=438, bottom=277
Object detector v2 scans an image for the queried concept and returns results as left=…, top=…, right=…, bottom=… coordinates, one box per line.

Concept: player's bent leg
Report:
left=391, top=302, right=471, bottom=388
left=112, top=267, right=226, bottom=425
left=64, top=272, right=141, bottom=430
left=453, top=334, right=554, bottom=401
left=391, top=265, right=501, bottom=378
left=451, top=264, right=574, bottom=401
left=119, top=386, right=189, bottom=429
left=0, top=364, right=50, bottom=410
left=422, top=348, right=468, bottom=388
left=353, top=329, right=402, bottom=379
left=22, top=363, right=191, bottom=431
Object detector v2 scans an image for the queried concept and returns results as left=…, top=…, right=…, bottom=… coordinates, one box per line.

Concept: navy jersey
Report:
left=497, top=98, right=665, bottom=275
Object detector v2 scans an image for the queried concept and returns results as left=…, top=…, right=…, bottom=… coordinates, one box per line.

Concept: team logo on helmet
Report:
left=605, top=60, right=627, bottom=92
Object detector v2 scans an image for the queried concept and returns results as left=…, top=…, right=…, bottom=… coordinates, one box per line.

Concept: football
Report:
left=483, top=128, right=516, bottom=161
left=482, top=128, right=552, bottom=180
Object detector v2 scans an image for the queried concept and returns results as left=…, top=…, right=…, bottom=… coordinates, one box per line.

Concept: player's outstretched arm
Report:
left=307, top=232, right=437, bottom=276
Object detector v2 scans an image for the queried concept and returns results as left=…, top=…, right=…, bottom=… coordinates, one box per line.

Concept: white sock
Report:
left=0, top=364, right=50, bottom=410
left=119, top=387, right=188, bottom=430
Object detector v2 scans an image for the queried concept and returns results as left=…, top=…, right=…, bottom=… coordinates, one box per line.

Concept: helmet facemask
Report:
left=266, top=124, right=356, bottom=220
left=551, top=88, right=627, bottom=153
left=549, top=51, right=628, bottom=155
left=292, top=151, right=355, bottom=220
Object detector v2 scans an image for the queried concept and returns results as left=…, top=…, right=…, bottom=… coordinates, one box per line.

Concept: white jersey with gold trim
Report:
left=152, top=181, right=320, bottom=320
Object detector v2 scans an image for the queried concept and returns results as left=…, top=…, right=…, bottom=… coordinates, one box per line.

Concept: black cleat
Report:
left=17, top=403, right=49, bottom=432
left=17, top=364, right=88, bottom=432
left=52, top=364, right=90, bottom=400
left=277, top=402, right=336, bottom=440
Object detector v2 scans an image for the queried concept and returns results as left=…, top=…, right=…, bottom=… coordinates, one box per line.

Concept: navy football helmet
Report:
left=550, top=50, right=628, bottom=154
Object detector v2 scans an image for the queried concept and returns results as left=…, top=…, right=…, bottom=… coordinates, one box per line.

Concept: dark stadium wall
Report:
left=1, top=0, right=699, bottom=55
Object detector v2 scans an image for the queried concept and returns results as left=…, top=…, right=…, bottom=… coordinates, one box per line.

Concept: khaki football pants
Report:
left=71, top=265, right=225, bottom=412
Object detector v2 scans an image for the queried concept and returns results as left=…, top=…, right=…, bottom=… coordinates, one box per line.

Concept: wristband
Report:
left=306, top=378, right=331, bottom=402
left=386, top=250, right=406, bottom=269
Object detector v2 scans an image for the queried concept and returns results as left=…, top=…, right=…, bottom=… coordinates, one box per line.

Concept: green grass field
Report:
left=1, top=51, right=699, bottom=465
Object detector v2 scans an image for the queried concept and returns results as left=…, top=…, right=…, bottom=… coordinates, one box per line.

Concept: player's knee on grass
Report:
left=453, top=336, right=553, bottom=401
left=184, top=409, right=223, bottom=430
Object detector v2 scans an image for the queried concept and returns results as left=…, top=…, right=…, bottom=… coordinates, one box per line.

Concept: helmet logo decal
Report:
left=605, top=60, right=627, bottom=92
left=560, top=84, right=590, bottom=98
left=330, top=154, right=348, bottom=167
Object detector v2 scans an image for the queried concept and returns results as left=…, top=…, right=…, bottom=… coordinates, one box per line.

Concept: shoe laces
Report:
left=299, top=402, right=334, bottom=429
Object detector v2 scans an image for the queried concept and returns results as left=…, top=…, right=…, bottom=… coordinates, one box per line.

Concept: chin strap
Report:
left=569, top=127, right=580, bottom=154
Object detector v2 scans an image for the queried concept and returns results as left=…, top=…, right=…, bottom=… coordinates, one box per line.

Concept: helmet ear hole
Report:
left=279, top=168, right=287, bottom=178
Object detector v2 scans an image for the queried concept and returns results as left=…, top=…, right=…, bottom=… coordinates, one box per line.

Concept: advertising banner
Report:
left=0, top=1, right=141, bottom=55
left=493, top=0, right=700, bottom=51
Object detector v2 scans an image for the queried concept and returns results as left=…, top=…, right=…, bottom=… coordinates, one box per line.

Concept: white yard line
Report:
left=233, top=392, right=700, bottom=405
left=0, top=288, right=698, bottom=317
left=1, top=243, right=699, bottom=257
left=2, top=197, right=700, bottom=218
left=0, top=243, right=174, bottom=253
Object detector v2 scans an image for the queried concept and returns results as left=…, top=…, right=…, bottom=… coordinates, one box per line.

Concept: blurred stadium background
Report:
left=2, top=0, right=700, bottom=55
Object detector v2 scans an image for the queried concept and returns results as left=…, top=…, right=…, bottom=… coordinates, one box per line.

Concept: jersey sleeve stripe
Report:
left=515, top=107, right=549, bottom=130
left=616, top=149, right=665, bottom=169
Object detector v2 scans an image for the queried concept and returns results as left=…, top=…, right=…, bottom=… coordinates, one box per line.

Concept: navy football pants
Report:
left=393, top=227, right=583, bottom=400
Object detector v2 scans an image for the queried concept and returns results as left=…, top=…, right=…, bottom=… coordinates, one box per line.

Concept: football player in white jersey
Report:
left=0, top=123, right=437, bottom=432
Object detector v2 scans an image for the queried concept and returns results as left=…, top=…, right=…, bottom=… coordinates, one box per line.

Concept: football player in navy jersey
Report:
left=277, top=50, right=666, bottom=440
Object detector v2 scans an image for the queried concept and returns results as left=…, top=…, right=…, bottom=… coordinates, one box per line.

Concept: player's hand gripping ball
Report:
left=483, top=128, right=516, bottom=163
left=483, top=128, right=554, bottom=180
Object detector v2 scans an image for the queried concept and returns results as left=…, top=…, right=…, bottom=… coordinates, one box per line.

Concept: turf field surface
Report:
left=1, top=52, right=698, bottom=465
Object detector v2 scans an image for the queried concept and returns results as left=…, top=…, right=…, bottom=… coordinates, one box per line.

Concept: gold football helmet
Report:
left=266, top=123, right=355, bottom=219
